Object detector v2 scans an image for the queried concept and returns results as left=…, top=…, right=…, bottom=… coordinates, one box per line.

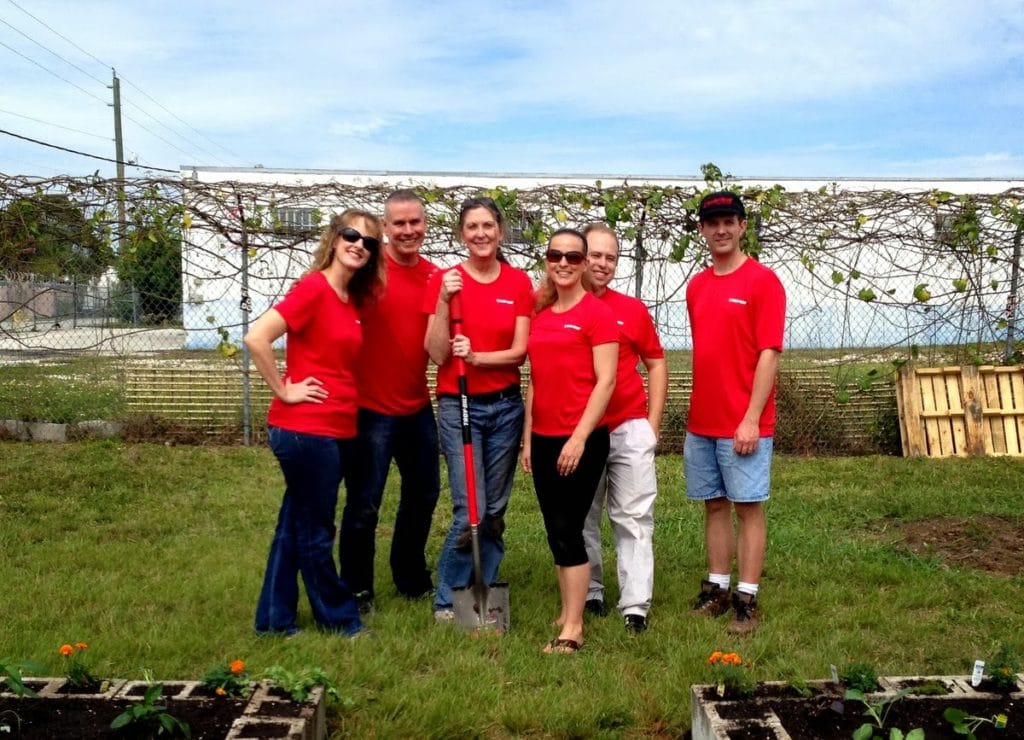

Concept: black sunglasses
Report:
left=545, top=249, right=586, bottom=265
left=339, top=227, right=380, bottom=251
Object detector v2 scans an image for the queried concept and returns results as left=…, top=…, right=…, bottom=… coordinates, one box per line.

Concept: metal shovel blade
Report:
left=452, top=582, right=510, bottom=633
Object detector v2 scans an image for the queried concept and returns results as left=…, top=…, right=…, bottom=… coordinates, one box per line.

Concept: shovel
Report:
left=448, top=293, right=510, bottom=633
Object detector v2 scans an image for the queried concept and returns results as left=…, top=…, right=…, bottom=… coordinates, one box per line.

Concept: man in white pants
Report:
left=581, top=223, right=668, bottom=633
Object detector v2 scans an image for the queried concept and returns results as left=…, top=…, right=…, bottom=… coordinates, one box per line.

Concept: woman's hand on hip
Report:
left=281, top=376, right=327, bottom=404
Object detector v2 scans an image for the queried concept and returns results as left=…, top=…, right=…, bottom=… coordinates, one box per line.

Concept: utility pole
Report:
left=110, top=69, right=133, bottom=321
left=109, top=69, right=126, bottom=230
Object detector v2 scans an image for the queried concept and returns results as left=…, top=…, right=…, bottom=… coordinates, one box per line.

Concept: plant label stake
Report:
left=448, top=293, right=510, bottom=633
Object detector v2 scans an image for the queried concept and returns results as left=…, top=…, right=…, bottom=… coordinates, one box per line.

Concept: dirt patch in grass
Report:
left=120, top=415, right=248, bottom=445
left=895, top=515, right=1024, bottom=576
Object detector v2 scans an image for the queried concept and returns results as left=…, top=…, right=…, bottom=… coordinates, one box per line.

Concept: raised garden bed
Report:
left=691, top=674, right=1023, bottom=740
left=0, top=677, right=325, bottom=739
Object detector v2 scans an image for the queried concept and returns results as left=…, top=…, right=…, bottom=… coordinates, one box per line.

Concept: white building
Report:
left=178, top=167, right=1023, bottom=352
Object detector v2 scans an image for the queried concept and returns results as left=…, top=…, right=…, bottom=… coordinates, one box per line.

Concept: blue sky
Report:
left=1, top=0, right=1022, bottom=180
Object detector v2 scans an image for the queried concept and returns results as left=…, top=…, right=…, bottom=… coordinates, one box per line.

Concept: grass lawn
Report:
left=1, top=441, right=1022, bottom=737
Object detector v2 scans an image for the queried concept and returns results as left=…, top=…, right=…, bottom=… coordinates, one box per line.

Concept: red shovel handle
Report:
left=450, top=293, right=480, bottom=528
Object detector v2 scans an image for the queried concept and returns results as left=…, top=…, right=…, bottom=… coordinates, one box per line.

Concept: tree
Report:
left=115, top=190, right=183, bottom=324
left=0, top=194, right=111, bottom=279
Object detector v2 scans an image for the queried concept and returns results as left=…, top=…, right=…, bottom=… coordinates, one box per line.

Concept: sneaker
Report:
left=624, top=614, right=648, bottom=633
left=727, top=591, right=760, bottom=635
left=584, top=598, right=608, bottom=617
left=433, top=609, right=456, bottom=624
left=692, top=580, right=731, bottom=617
left=354, top=591, right=374, bottom=616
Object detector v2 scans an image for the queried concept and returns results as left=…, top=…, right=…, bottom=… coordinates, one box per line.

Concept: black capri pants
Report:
left=531, top=427, right=611, bottom=566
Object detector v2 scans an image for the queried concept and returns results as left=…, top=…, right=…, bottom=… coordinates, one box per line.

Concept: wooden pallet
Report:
left=896, top=365, right=1024, bottom=457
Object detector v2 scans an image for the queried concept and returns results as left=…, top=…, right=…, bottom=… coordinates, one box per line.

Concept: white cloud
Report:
left=328, top=117, right=393, bottom=138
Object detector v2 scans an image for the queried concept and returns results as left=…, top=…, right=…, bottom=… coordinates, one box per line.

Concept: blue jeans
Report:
left=339, top=404, right=440, bottom=598
left=255, top=427, right=363, bottom=636
left=434, top=394, right=523, bottom=610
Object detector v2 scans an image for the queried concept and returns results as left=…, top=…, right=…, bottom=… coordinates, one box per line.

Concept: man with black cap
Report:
left=685, top=191, right=786, bottom=635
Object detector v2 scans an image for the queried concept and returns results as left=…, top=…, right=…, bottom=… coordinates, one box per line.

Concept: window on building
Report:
left=273, top=207, right=317, bottom=235
left=934, top=212, right=956, bottom=246
left=503, top=209, right=541, bottom=245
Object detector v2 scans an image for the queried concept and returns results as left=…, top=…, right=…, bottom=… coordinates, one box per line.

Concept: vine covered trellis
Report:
left=1, top=169, right=1021, bottom=451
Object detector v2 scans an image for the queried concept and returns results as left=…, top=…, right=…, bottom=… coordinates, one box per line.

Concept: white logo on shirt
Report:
left=728, top=298, right=747, bottom=305
left=496, top=298, right=514, bottom=305
left=616, top=320, right=625, bottom=326
left=564, top=323, right=582, bottom=331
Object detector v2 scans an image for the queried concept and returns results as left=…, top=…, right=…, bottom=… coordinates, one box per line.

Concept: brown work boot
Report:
left=692, top=579, right=731, bottom=617
left=727, top=591, right=760, bottom=635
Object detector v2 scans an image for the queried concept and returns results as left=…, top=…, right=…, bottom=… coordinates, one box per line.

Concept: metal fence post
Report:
left=238, top=192, right=253, bottom=447
left=1006, top=220, right=1021, bottom=364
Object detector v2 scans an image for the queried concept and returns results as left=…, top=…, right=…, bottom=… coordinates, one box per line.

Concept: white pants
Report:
left=582, top=417, right=658, bottom=617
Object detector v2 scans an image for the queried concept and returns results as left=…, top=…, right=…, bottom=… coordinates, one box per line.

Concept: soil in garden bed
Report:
left=0, top=694, right=248, bottom=739
left=710, top=689, right=1021, bottom=740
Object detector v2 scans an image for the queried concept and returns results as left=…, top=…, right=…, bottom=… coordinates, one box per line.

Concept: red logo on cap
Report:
left=703, top=196, right=735, bottom=209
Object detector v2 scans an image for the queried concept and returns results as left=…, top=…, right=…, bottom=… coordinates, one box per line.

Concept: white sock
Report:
left=708, top=573, right=731, bottom=590
left=736, top=581, right=759, bottom=597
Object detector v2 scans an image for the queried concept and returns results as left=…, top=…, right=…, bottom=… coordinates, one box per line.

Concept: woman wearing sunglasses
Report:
left=245, top=209, right=386, bottom=638
left=522, top=228, right=618, bottom=653
left=423, top=196, right=534, bottom=622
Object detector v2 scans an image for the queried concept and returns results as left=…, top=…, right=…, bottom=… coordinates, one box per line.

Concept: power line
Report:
left=0, top=38, right=108, bottom=106
left=120, top=97, right=232, bottom=166
left=0, top=106, right=110, bottom=140
left=0, top=38, right=188, bottom=161
left=0, top=14, right=106, bottom=87
left=5, top=0, right=107, bottom=68
left=119, top=78, right=241, bottom=163
left=5, top=0, right=244, bottom=165
left=0, top=126, right=178, bottom=173
left=0, top=34, right=219, bottom=165
left=120, top=109, right=201, bottom=161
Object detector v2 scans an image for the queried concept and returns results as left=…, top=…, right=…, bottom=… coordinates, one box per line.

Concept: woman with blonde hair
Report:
left=245, top=209, right=385, bottom=638
left=522, top=227, right=617, bottom=653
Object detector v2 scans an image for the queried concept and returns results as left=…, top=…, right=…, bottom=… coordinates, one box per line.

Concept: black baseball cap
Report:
left=698, top=191, right=746, bottom=221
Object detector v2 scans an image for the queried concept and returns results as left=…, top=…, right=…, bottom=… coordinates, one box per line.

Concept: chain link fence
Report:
left=2, top=173, right=1021, bottom=454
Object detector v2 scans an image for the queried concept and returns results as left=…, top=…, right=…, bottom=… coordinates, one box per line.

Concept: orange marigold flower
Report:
left=59, top=644, right=74, bottom=656
left=215, top=687, right=226, bottom=696
left=75, top=642, right=89, bottom=650
left=707, top=651, right=723, bottom=664
left=229, top=660, right=245, bottom=675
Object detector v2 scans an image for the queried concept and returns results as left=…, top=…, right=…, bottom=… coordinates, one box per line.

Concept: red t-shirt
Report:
left=266, top=271, right=362, bottom=438
left=686, top=258, right=786, bottom=437
left=422, top=263, right=534, bottom=396
left=598, top=288, right=666, bottom=430
left=357, top=253, right=438, bottom=415
left=527, top=293, right=618, bottom=436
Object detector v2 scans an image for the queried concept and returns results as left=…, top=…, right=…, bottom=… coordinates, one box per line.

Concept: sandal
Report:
left=543, top=637, right=582, bottom=654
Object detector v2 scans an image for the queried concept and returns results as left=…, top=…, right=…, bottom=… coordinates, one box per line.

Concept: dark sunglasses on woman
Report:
left=544, top=249, right=585, bottom=265
left=340, top=227, right=380, bottom=251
